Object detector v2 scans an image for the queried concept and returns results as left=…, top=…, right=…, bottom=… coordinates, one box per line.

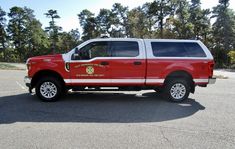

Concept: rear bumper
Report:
left=208, top=78, right=216, bottom=84
left=24, top=76, right=32, bottom=87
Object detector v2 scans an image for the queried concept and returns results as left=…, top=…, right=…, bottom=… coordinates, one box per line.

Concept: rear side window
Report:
left=184, top=43, right=207, bottom=57
left=151, top=42, right=206, bottom=57
left=111, top=41, right=139, bottom=57
left=151, top=42, right=187, bottom=57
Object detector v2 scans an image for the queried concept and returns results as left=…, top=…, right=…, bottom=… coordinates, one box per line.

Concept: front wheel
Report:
left=35, top=77, right=62, bottom=102
left=164, top=78, right=191, bottom=102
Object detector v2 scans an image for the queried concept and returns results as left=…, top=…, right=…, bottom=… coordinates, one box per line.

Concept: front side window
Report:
left=151, top=42, right=206, bottom=57
left=111, top=41, right=139, bottom=57
left=75, top=41, right=109, bottom=60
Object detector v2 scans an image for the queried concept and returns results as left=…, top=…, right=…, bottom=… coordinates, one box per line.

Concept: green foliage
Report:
left=110, top=3, right=129, bottom=37
left=57, top=29, right=81, bottom=53
left=228, top=50, right=235, bottom=64
left=0, top=7, right=80, bottom=62
left=211, top=48, right=228, bottom=68
left=77, top=0, right=235, bottom=67
left=0, top=47, right=20, bottom=62
left=189, top=0, right=211, bottom=41
left=96, top=9, right=112, bottom=35
left=7, top=7, right=50, bottom=62
left=211, top=0, right=235, bottom=66
left=78, top=9, right=98, bottom=41
left=45, top=9, right=62, bottom=54
left=127, top=7, right=149, bottom=38
left=149, top=0, right=172, bottom=38
left=212, top=3, right=235, bottom=51
left=230, top=63, right=235, bottom=69
left=0, top=7, right=7, bottom=61
left=7, top=6, right=28, bottom=61
left=26, top=19, right=50, bottom=56
left=174, top=0, right=194, bottom=39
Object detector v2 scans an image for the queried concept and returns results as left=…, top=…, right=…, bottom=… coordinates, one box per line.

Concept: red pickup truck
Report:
left=24, top=38, right=216, bottom=102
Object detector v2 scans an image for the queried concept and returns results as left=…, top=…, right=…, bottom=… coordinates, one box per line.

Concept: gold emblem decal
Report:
left=86, top=66, right=94, bottom=75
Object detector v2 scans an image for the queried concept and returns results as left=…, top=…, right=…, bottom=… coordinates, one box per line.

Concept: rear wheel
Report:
left=35, top=77, right=62, bottom=102
left=164, top=78, right=190, bottom=102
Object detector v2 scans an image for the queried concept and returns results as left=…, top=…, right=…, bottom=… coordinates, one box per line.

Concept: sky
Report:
left=1, top=0, right=235, bottom=33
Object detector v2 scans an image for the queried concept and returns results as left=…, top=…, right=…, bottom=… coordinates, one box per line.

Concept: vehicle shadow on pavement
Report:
left=0, top=91, right=205, bottom=124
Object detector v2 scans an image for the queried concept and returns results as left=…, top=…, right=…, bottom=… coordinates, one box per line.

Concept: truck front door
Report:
left=69, top=41, right=112, bottom=86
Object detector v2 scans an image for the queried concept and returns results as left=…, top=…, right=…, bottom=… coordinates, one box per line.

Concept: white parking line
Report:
left=16, top=81, right=27, bottom=91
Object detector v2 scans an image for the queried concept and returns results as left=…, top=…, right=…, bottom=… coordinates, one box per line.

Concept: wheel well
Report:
left=31, top=70, right=65, bottom=88
left=164, top=70, right=195, bottom=93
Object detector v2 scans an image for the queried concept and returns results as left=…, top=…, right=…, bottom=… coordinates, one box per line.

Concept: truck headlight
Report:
left=26, top=58, right=31, bottom=70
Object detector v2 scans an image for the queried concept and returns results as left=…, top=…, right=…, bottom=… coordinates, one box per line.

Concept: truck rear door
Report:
left=109, top=39, right=146, bottom=86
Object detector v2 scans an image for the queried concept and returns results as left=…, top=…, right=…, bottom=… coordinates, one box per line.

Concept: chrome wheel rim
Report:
left=40, top=82, right=57, bottom=99
left=170, top=83, right=186, bottom=100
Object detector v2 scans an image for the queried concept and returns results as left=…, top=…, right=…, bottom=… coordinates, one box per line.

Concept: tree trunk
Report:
left=160, top=18, right=163, bottom=38
left=2, top=42, right=6, bottom=62
left=52, top=41, right=55, bottom=54
left=160, top=0, right=163, bottom=39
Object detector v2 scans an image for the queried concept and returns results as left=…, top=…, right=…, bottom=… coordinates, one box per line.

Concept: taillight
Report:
left=208, top=61, right=214, bottom=77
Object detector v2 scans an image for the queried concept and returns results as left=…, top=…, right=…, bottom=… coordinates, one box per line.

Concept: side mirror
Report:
left=75, top=47, right=79, bottom=53
left=72, top=47, right=80, bottom=60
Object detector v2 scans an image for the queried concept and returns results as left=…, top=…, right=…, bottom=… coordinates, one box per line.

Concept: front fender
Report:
left=29, top=60, right=69, bottom=79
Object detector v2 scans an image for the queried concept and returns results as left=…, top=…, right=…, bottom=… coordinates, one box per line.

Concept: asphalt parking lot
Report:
left=0, top=70, right=235, bottom=149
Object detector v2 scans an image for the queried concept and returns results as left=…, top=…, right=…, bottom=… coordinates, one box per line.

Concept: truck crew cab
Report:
left=24, top=38, right=216, bottom=102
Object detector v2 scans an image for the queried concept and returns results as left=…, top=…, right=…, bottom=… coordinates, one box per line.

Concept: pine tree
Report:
left=96, top=9, right=112, bottom=35
left=189, top=0, right=211, bottom=41
left=212, top=0, right=235, bottom=66
left=0, top=7, right=7, bottom=61
left=78, top=9, right=98, bottom=41
left=149, top=0, right=172, bottom=38
left=110, top=3, right=129, bottom=37
left=7, top=7, right=29, bottom=61
left=45, top=9, right=62, bottom=54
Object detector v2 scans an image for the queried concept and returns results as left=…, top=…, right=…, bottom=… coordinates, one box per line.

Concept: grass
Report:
left=213, top=75, right=229, bottom=79
left=0, top=63, right=20, bottom=70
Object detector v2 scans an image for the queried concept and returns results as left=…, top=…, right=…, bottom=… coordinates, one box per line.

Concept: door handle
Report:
left=100, top=61, right=109, bottom=65
left=133, top=61, right=142, bottom=65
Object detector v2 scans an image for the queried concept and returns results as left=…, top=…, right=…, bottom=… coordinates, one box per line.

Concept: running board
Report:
left=71, top=87, right=143, bottom=91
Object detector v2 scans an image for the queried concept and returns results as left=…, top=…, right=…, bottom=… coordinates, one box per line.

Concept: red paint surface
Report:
left=28, top=54, right=70, bottom=79
left=146, top=59, right=214, bottom=85
left=28, top=55, right=214, bottom=86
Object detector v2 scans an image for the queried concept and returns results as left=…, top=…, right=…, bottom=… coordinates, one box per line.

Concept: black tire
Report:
left=154, top=87, right=163, bottom=93
left=163, top=78, right=191, bottom=102
left=35, top=77, right=63, bottom=102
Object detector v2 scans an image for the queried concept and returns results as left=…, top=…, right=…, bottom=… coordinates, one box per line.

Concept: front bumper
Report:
left=24, top=76, right=32, bottom=87
left=208, top=77, right=216, bottom=84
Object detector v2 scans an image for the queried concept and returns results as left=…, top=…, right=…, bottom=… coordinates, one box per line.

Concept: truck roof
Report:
left=92, top=38, right=201, bottom=43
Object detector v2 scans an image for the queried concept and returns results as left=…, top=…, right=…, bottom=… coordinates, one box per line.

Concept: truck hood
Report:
left=27, top=54, right=63, bottom=63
